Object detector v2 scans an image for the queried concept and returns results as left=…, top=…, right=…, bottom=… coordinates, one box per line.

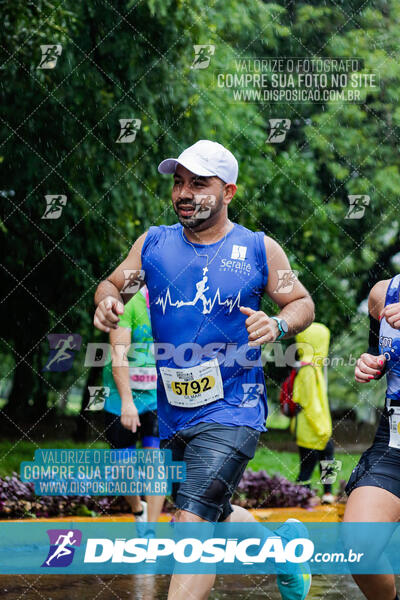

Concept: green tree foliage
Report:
left=1, top=1, right=399, bottom=423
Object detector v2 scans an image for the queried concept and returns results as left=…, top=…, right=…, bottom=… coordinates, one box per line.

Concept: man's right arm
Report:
left=93, top=231, right=148, bottom=332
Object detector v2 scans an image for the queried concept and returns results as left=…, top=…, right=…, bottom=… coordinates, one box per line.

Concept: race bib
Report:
left=159, top=358, right=224, bottom=408
left=389, top=406, right=400, bottom=449
left=129, top=367, right=157, bottom=390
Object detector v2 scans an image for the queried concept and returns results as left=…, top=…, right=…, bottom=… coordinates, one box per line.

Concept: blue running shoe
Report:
left=276, top=519, right=312, bottom=600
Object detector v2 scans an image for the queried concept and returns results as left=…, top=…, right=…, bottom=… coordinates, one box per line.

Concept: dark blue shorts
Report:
left=104, top=410, right=160, bottom=449
left=160, top=422, right=260, bottom=522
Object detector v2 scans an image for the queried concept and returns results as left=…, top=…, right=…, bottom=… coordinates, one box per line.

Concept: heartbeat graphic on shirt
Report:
left=155, top=274, right=241, bottom=315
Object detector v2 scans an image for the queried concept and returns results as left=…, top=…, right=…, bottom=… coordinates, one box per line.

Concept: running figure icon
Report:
left=43, top=335, right=76, bottom=371
left=177, top=272, right=210, bottom=313
left=45, top=531, right=77, bottom=566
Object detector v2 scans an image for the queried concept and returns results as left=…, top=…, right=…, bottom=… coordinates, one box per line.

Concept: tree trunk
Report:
left=3, top=336, right=37, bottom=424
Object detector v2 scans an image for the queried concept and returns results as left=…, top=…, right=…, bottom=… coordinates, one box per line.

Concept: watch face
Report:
left=280, top=319, right=289, bottom=333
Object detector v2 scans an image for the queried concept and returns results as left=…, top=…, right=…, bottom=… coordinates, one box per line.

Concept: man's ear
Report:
left=223, top=183, right=237, bottom=203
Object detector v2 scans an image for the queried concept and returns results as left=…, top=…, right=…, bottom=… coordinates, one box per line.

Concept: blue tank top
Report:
left=141, top=222, right=269, bottom=439
left=379, top=274, right=400, bottom=402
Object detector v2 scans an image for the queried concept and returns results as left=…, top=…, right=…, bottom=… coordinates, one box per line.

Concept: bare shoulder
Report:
left=128, top=230, right=149, bottom=256
left=264, top=235, right=281, bottom=251
left=133, top=230, right=149, bottom=250
left=263, top=235, right=286, bottom=259
left=368, top=279, right=391, bottom=319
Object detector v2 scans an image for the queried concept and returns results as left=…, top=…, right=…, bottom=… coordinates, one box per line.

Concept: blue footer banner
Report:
left=1, top=521, right=400, bottom=575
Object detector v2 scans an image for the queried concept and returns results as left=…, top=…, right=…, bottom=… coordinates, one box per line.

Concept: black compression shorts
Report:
left=161, top=422, right=260, bottom=522
left=346, top=406, right=400, bottom=499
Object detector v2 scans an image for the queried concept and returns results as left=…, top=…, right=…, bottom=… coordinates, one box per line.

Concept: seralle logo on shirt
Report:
left=219, top=245, right=251, bottom=275
left=231, top=245, right=247, bottom=260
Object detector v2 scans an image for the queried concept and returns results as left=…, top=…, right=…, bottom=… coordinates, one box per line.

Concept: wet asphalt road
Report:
left=2, top=573, right=397, bottom=599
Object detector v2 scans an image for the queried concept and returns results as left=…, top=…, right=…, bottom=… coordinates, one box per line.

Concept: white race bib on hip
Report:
left=388, top=405, right=400, bottom=449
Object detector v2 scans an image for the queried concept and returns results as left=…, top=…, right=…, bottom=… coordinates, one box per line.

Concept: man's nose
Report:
left=178, top=182, right=194, bottom=199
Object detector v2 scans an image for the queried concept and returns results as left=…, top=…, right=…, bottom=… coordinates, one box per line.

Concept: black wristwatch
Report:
left=270, top=316, right=289, bottom=341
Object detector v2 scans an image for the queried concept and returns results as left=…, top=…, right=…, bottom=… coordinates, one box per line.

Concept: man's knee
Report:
left=175, top=509, right=206, bottom=523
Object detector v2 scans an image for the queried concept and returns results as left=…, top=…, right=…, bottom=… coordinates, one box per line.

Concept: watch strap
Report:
left=271, top=316, right=285, bottom=340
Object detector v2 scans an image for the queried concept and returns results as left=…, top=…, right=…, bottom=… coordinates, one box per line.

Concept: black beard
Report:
left=175, top=192, right=223, bottom=229
left=177, top=214, right=202, bottom=229
left=175, top=201, right=201, bottom=229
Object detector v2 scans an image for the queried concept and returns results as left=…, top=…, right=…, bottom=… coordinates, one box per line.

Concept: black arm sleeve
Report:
left=367, top=313, right=380, bottom=355
left=367, top=313, right=386, bottom=377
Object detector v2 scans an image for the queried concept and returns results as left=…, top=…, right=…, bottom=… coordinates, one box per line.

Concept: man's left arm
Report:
left=240, top=236, right=314, bottom=346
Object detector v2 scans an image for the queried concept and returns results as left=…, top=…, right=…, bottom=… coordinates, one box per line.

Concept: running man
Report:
left=344, top=275, right=400, bottom=600
left=103, top=286, right=164, bottom=526
left=177, top=273, right=209, bottom=312
left=93, top=140, right=315, bottom=599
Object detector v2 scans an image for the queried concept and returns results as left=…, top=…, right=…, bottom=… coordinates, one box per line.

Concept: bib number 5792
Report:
left=171, top=376, right=215, bottom=396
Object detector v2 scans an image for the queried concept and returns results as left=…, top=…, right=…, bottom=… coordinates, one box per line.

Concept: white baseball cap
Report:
left=158, top=140, right=238, bottom=184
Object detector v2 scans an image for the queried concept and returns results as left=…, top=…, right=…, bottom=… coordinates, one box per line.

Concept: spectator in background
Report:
left=103, top=286, right=165, bottom=525
left=291, top=322, right=336, bottom=504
